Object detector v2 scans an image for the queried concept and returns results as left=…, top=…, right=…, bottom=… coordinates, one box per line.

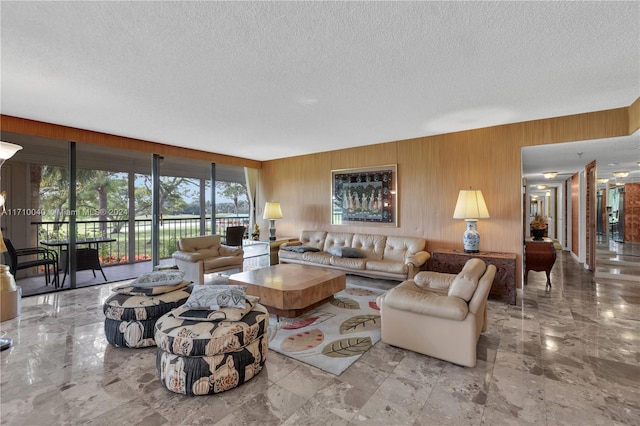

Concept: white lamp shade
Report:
left=0, top=142, right=23, bottom=160
left=453, top=190, right=490, bottom=220
left=263, top=202, right=283, bottom=220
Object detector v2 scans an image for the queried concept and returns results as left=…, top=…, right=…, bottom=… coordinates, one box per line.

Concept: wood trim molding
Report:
left=0, top=114, right=262, bottom=169
left=629, top=96, right=640, bottom=135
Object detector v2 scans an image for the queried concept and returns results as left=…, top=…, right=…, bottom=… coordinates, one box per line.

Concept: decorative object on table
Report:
left=331, top=164, right=397, bottom=226
left=452, top=189, right=490, bottom=253
left=154, top=299, right=268, bottom=395
left=0, top=141, right=23, bottom=351
left=263, top=201, right=283, bottom=241
left=530, top=213, right=547, bottom=240
left=267, top=283, right=384, bottom=375
left=251, top=223, right=260, bottom=240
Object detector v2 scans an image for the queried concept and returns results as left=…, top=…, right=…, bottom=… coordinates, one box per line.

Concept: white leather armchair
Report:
left=172, top=235, right=244, bottom=285
left=376, top=258, right=496, bottom=367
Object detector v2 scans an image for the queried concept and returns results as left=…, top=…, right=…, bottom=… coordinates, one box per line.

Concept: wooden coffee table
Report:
left=229, top=264, right=346, bottom=318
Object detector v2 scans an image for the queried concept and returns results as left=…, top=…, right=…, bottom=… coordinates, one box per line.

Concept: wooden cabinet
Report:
left=524, top=241, right=556, bottom=288
left=430, top=249, right=517, bottom=305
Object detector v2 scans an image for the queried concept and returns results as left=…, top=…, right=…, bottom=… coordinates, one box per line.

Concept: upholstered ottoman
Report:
left=154, top=289, right=268, bottom=396
left=103, top=274, right=192, bottom=348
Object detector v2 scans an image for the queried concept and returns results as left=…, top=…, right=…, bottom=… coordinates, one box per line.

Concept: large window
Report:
left=1, top=133, right=249, bottom=294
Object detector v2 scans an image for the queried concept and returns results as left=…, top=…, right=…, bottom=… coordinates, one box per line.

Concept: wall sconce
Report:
left=263, top=202, right=283, bottom=241
left=612, top=171, right=629, bottom=179
left=542, top=171, right=558, bottom=179
left=453, top=190, right=490, bottom=253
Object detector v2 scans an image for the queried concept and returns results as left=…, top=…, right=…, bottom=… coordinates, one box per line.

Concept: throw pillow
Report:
left=130, top=270, right=185, bottom=287
left=184, top=285, right=248, bottom=310
left=112, top=279, right=191, bottom=296
left=174, top=295, right=260, bottom=322
left=284, top=245, right=320, bottom=253
left=328, top=246, right=366, bottom=258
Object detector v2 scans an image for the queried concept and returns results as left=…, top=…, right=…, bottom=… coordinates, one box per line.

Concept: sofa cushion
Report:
left=365, top=259, right=408, bottom=274
left=327, top=246, right=366, bottom=258
left=414, top=271, right=455, bottom=295
left=178, top=235, right=221, bottom=255
left=384, top=281, right=469, bottom=321
left=330, top=256, right=366, bottom=270
left=448, top=258, right=486, bottom=302
left=323, top=232, right=353, bottom=252
left=383, top=236, right=425, bottom=262
left=351, top=233, right=386, bottom=260
left=203, top=255, right=244, bottom=270
left=284, top=245, right=320, bottom=253
left=302, top=251, right=332, bottom=265
left=299, top=230, right=327, bottom=249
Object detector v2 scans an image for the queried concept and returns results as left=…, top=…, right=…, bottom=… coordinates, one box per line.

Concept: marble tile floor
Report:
left=1, top=251, right=639, bottom=425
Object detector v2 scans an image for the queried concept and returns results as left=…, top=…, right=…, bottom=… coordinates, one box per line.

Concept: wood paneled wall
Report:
left=0, top=115, right=262, bottom=170
left=259, top=104, right=635, bottom=288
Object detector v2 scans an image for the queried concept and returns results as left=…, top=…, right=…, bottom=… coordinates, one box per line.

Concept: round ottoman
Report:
left=154, top=301, right=269, bottom=396
left=103, top=281, right=192, bottom=348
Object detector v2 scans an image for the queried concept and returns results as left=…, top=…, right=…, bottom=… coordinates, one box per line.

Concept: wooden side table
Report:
left=430, top=249, right=517, bottom=305
left=524, top=241, right=556, bottom=288
left=267, top=237, right=298, bottom=265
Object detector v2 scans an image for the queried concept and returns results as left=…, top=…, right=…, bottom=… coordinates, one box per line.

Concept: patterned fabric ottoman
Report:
left=103, top=280, right=192, bottom=348
left=154, top=298, right=269, bottom=395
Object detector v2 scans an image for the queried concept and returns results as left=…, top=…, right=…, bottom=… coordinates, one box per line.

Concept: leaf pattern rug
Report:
left=267, top=283, right=384, bottom=375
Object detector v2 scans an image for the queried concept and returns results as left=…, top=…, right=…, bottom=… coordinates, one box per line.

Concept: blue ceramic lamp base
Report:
left=462, top=219, right=481, bottom=253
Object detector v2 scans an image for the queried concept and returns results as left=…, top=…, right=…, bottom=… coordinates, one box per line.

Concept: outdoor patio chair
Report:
left=3, top=238, right=60, bottom=288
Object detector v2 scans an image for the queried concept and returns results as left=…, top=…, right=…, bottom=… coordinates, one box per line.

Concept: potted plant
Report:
left=530, top=214, right=547, bottom=240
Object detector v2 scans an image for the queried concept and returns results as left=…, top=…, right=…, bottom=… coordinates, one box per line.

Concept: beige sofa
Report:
left=376, top=258, right=496, bottom=367
left=279, top=230, right=430, bottom=281
left=172, top=235, right=244, bottom=285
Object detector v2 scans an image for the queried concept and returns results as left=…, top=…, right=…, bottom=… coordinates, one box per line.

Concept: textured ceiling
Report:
left=1, top=1, right=639, bottom=171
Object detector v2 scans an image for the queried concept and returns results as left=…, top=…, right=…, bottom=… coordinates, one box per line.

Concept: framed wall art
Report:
left=331, top=164, right=397, bottom=226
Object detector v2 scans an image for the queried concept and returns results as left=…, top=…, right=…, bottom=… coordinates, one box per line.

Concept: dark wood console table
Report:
left=430, top=249, right=517, bottom=305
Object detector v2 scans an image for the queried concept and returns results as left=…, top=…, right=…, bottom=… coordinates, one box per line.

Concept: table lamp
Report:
left=0, top=141, right=23, bottom=351
left=453, top=189, right=490, bottom=253
left=263, top=202, right=283, bottom=241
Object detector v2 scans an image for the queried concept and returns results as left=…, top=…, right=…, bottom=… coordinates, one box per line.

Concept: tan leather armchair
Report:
left=172, top=235, right=244, bottom=285
left=376, top=258, right=496, bottom=367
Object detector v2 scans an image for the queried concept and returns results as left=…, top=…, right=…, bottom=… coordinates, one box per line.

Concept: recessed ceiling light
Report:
left=536, top=185, right=547, bottom=189
left=597, top=178, right=609, bottom=184
left=542, top=171, right=557, bottom=179
left=613, top=171, right=629, bottom=178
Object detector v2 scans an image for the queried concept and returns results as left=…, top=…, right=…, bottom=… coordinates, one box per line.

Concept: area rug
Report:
left=266, top=284, right=385, bottom=376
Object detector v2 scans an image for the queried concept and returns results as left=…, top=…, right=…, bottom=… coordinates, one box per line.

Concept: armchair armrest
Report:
left=219, top=245, right=244, bottom=257
left=414, top=271, right=456, bottom=293
left=405, top=250, right=431, bottom=268
left=383, top=281, right=468, bottom=321
left=172, top=251, right=205, bottom=263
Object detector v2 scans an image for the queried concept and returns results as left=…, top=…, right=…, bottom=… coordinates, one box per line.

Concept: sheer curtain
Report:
left=244, top=167, right=259, bottom=234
